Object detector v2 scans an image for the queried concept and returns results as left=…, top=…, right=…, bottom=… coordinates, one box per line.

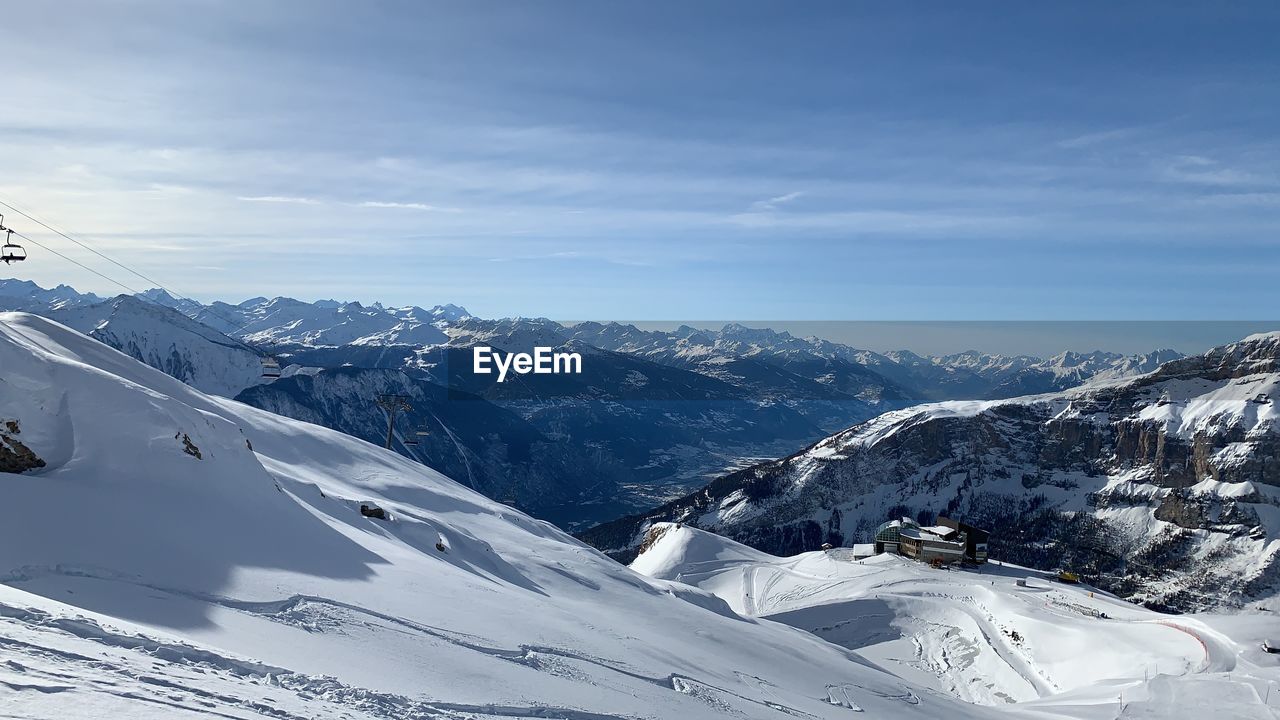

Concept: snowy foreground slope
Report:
left=0, top=312, right=1016, bottom=720
left=633, top=523, right=1280, bottom=719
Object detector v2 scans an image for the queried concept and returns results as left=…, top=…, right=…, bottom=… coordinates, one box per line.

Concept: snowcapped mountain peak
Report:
left=135, top=287, right=179, bottom=304
left=446, top=316, right=573, bottom=350
left=0, top=278, right=103, bottom=310
left=45, top=295, right=268, bottom=397
left=884, top=349, right=932, bottom=366
left=1243, top=330, right=1280, bottom=344
left=1150, top=329, right=1280, bottom=381
left=719, top=322, right=794, bottom=343
left=427, top=302, right=471, bottom=323
left=134, top=287, right=207, bottom=317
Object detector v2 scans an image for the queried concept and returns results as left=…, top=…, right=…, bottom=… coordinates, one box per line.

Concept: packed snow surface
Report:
left=0, top=312, right=1011, bottom=719
left=633, top=523, right=1280, bottom=719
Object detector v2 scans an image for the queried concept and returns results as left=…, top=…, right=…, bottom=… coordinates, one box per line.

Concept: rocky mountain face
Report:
left=421, top=343, right=850, bottom=522
left=581, top=333, right=1280, bottom=612
left=234, top=366, right=627, bottom=523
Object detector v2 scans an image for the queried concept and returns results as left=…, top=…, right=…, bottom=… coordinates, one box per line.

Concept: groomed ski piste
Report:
left=632, top=522, right=1280, bottom=719
left=0, top=311, right=1007, bottom=719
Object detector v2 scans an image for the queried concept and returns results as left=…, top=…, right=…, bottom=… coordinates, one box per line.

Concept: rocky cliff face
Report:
left=582, top=332, right=1280, bottom=612
left=234, top=366, right=629, bottom=524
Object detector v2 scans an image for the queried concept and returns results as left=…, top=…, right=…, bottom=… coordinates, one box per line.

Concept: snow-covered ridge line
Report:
left=1, top=279, right=1201, bottom=405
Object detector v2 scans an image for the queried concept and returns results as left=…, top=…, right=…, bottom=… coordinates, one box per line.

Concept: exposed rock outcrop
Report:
left=0, top=420, right=45, bottom=473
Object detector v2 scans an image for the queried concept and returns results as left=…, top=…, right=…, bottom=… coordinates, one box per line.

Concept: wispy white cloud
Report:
left=749, top=191, right=804, bottom=212
left=1196, top=192, right=1280, bottom=207
left=357, top=200, right=459, bottom=212
left=237, top=195, right=321, bottom=205
left=725, top=208, right=1032, bottom=234
left=1162, top=156, right=1267, bottom=187
left=488, top=250, right=651, bottom=267
left=1056, top=127, right=1140, bottom=149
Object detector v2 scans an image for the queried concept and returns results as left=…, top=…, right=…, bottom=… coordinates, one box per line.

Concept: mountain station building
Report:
left=874, top=516, right=989, bottom=565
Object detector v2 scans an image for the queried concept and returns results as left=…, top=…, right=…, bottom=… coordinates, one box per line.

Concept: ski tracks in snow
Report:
left=0, top=594, right=647, bottom=720
left=1, top=567, right=871, bottom=720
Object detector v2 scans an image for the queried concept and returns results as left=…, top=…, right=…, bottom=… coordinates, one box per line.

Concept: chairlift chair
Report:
left=261, top=357, right=282, bottom=379
left=405, top=424, right=431, bottom=447
left=1, top=229, right=25, bottom=264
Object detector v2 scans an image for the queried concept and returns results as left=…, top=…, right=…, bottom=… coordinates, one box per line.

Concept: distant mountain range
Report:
left=0, top=278, right=1191, bottom=528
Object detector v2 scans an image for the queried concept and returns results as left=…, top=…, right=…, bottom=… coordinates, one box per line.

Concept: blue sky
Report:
left=2, top=1, right=1278, bottom=320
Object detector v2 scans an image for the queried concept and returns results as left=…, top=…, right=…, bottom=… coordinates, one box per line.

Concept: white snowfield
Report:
left=0, top=312, right=1016, bottom=720
left=632, top=522, right=1280, bottom=719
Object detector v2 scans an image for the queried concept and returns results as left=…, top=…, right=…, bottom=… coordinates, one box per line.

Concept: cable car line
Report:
left=0, top=197, right=181, bottom=299
left=0, top=198, right=283, bottom=378
left=3, top=228, right=142, bottom=295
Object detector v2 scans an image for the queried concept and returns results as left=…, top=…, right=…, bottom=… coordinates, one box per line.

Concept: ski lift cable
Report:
left=0, top=197, right=182, bottom=301
left=0, top=197, right=279, bottom=363
left=9, top=227, right=266, bottom=357
left=5, top=229, right=142, bottom=295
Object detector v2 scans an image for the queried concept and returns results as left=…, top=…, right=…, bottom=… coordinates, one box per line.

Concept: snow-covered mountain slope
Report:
left=583, top=333, right=1280, bottom=611
left=631, top=523, right=1280, bottom=718
left=0, top=312, right=1010, bottom=720
left=0, top=278, right=102, bottom=311
left=932, top=349, right=1039, bottom=378
left=210, top=296, right=455, bottom=347
left=134, top=287, right=209, bottom=318
left=445, top=316, right=576, bottom=350
left=46, top=295, right=268, bottom=397
left=869, top=349, right=997, bottom=401
left=984, top=348, right=1186, bottom=398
